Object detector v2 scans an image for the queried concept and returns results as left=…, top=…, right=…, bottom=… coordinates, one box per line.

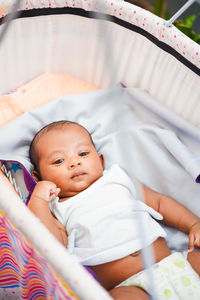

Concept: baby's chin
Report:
left=59, top=175, right=103, bottom=198
left=60, top=183, right=91, bottom=198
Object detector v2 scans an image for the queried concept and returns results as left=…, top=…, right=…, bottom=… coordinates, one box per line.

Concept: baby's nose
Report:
left=68, top=157, right=81, bottom=169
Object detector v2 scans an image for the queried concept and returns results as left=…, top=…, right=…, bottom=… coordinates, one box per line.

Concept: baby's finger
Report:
left=55, top=187, right=61, bottom=195
left=49, top=187, right=60, bottom=199
left=188, top=234, right=195, bottom=253
left=194, top=235, right=200, bottom=249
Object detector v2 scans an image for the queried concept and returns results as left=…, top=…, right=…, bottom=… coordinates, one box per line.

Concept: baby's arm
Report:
left=28, top=181, right=68, bottom=247
left=142, top=184, right=200, bottom=252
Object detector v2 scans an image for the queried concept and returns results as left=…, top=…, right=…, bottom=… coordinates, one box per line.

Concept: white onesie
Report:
left=49, top=164, right=166, bottom=266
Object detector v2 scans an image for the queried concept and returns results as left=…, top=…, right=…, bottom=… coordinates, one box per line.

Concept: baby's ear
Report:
left=31, top=170, right=41, bottom=182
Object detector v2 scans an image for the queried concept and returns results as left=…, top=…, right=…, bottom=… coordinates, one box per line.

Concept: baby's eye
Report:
left=54, top=159, right=64, bottom=164
left=79, top=152, right=88, bottom=157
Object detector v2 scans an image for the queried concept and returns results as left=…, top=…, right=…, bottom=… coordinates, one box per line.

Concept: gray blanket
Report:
left=1, top=84, right=200, bottom=252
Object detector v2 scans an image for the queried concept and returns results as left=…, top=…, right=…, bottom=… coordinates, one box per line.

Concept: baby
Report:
left=28, top=120, right=200, bottom=300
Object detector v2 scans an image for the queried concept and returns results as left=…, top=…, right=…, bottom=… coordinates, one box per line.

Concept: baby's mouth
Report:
left=71, top=172, right=86, bottom=179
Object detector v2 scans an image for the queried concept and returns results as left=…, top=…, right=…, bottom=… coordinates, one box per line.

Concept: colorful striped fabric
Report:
left=0, top=210, right=78, bottom=300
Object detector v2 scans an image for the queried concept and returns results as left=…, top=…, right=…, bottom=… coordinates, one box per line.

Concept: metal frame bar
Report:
left=164, top=0, right=197, bottom=27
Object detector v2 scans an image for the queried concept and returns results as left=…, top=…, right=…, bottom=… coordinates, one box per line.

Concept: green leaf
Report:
left=194, top=35, right=200, bottom=43
left=164, top=10, right=170, bottom=20
left=182, top=14, right=197, bottom=27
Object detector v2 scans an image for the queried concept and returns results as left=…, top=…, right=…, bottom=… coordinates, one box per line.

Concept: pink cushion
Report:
left=0, top=73, right=98, bottom=126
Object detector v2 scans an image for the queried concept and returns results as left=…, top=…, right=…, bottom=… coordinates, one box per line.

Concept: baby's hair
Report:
left=29, top=120, right=95, bottom=171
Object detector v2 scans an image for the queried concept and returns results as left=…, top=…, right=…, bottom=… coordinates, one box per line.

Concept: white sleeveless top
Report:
left=49, top=164, right=166, bottom=266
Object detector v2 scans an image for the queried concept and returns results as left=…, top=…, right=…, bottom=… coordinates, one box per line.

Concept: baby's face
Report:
left=35, top=124, right=104, bottom=199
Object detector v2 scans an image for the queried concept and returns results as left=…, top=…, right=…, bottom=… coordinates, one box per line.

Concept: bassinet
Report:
left=0, top=0, right=200, bottom=299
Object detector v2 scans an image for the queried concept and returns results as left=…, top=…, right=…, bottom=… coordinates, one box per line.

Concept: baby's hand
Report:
left=32, top=181, right=60, bottom=203
left=188, top=221, right=200, bottom=252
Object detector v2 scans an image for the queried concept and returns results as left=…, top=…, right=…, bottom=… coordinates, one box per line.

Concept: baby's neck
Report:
left=58, top=196, right=71, bottom=203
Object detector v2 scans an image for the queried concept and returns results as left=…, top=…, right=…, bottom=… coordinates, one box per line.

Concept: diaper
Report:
left=117, top=252, right=200, bottom=300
